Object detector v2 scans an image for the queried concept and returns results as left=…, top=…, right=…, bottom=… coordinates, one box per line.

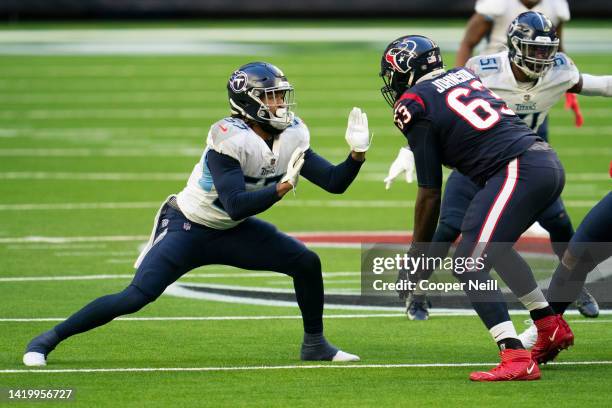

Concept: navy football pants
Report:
left=450, top=148, right=565, bottom=328
left=548, top=192, right=612, bottom=311
left=54, top=202, right=325, bottom=340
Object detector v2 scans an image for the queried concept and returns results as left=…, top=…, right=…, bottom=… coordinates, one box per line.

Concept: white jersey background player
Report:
left=23, top=61, right=371, bottom=367
left=456, top=0, right=570, bottom=65
left=385, top=12, right=612, bottom=322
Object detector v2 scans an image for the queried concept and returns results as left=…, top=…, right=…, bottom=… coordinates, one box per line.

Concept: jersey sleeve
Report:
left=206, top=119, right=247, bottom=163
left=405, top=120, right=442, bottom=189
left=393, top=92, right=427, bottom=135
left=291, top=116, right=311, bottom=151
left=554, top=0, right=571, bottom=22
left=475, top=0, right=505, bottom=18
left=555, top=52, right=581, bottom=89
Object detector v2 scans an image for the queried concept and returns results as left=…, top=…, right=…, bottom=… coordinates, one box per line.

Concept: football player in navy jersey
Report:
left=380, top=35, right=574, bottom=381
left=389, top=12, right=612, bottom=322
left=23, top=62, right=369, bottom=367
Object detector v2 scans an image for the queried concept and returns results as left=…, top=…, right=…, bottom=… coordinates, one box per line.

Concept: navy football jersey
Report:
left=393, top=67, right=540, bottom=187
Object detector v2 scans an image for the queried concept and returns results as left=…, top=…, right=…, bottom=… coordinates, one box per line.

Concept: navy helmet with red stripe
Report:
left=379, top=35, right=444, bottom=107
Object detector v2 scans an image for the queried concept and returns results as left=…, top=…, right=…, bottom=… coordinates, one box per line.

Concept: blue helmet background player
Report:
left=23, top=61, right=371, bottom=367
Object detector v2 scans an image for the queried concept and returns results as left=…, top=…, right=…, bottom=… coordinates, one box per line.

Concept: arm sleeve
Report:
left=405, top=120, right=443, bottom=189
left=300, top=148, right=364, bottom=194
left=555, top=0, right=571, bottom=22
left=394, top=92, right=427, bottom=134
left=207, top=150, right=281, bottom=221
left=579, top=74, right=612, bottom=96
left=474, top=0, right=505, bottom=19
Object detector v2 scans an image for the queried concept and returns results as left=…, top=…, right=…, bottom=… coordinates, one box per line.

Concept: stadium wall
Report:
left=1, top=0, right=612, bottom=20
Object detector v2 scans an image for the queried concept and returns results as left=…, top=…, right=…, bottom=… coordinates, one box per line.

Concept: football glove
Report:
left=345, top=107, right=371, bottom=152
left=280, top=147, right=306, bottom=192
left=384, top=147, right=415, bottom=189
left=564, top=92, right=584, bottom=128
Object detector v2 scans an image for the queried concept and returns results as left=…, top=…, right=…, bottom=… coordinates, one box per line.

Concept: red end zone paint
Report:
left=290, top=231, right=554, bottom=255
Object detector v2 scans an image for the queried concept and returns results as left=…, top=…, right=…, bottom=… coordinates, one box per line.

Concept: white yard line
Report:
left=0, top=271, right=359, bottom=282
left=0, top=199, right=604, bottom=212
left=0, top=310, right=609, bottom=323
left=1, top=360, right=612, bottom=374
left=0, top=171, right=609, bottom=183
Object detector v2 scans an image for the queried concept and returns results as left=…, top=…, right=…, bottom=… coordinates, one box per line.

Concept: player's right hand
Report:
left=345, top=107, right=371, bottom=152
left=280, top=147, right=306, bottom=191
left=384, top=147, right=415, bottom=189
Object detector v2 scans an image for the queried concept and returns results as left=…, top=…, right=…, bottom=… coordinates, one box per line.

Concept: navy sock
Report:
left=300, top=332, right=338, bottom=361
left=497, top=337, right=524, bottom=351
left=530, top=306, right=555, bottom=321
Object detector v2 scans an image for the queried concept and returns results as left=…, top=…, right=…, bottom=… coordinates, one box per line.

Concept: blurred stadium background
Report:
left=0, top=1, right=611, bottom=406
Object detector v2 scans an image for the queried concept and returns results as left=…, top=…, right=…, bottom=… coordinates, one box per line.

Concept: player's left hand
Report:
left=565, top=92, right=584, bottom=128
left=280, top=147, right=306, bottom=192
left=384, top=147, right=415, bottom=189
left=345, top=107, right=371, bottom=152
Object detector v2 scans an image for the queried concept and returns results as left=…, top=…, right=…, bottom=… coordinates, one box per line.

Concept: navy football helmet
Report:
left=227, top=62, right=295, bottom=134
left=507, top=11, right=559, bottom=79
left=380, top=35, right=444, bottom=107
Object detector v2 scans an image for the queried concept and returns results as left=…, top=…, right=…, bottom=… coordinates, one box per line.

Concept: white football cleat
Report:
left=518, top=320, right=538, bottom=349
left=23, top=352, right=47, bottom=367
left=332, top=350, right=360, bottom=362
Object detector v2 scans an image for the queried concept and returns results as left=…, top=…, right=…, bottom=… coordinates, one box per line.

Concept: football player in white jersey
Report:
left=456, top=0, right=570, bottom=65
left=386, top=12, right=612, bottom=324
left=23, top=62, right=370, bottom=367
left=456, top=0, right=584, bottom=130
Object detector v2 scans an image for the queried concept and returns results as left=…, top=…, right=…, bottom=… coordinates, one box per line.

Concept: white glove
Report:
left=384, top=147, right=415, bottom=189
left=280, top=147, right=306, bottom=190
left=345, top=107, right=371, bottom=152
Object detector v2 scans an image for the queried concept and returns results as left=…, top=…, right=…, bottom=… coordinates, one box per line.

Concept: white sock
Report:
left=489, top=320, right=518, bottom=342
left=518, top=288, right=549, bottom=311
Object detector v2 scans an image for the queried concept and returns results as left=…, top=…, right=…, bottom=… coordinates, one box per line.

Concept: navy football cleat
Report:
left=406, top=295, right=430, bottom=321
left=575, top=287, right=599, bottom=318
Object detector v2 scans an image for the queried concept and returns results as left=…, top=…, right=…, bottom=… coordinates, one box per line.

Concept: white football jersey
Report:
left=475, top=0, right=570, bottom=55
left=176, top=116, right=310, bottom=229
left=466, top=51, right=580, bottom=131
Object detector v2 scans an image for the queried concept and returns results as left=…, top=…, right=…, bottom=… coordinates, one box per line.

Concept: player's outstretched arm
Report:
left=570, top=74, right=612, bottom=97
left=300, top=107, right=368, bottom=194
left=207, top=150, right=283, bottom=221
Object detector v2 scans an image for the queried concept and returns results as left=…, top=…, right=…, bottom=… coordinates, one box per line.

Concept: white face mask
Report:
left=253, top=86, right=296, bottom=130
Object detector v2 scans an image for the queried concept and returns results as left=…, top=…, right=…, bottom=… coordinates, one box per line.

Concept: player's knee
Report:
left=294, top=250, right=322, bottom=276
left=432, top=222, right=461, bottom=243
left=540, top=211, right=574, bottom=239
left=116, top=285, right=157, bottom=315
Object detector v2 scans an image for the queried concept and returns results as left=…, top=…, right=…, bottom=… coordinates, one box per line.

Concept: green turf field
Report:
left=0, top=21, right=611, bottom=407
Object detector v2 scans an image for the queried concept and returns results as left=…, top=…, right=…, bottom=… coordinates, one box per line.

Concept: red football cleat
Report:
left=531, top=314, right=574, bottom=364
left=470, top=349, right=540, bottom=382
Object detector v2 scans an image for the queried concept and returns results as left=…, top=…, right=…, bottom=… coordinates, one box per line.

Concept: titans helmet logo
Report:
left=385, top=40, right=418, bottom=74
left=229, top=71, right=248, bottom=93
